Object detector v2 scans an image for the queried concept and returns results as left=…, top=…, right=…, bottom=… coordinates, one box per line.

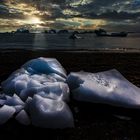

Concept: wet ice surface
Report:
left=67, top=69, right=140, bottom=108
left=1, top=57, right=140, bottom=128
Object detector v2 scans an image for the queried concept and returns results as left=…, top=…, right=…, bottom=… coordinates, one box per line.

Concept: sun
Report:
left=28, top=17, right=42, bottom=24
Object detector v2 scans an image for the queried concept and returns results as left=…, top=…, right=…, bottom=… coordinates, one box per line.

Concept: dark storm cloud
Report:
left=0, top=0, right=140, bottom=31
left=84, top=10, right=140, bottom=21
left=0, top=4, right=25, bottom=19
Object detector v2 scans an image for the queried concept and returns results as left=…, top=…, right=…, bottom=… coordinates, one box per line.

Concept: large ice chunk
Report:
left=67, top=69, right=140, bottom=108
left=22, top=57, right=67, bottom=78
left=29, top=95, right=74, bottom=128
left=0, top=105, right=16, bottom=125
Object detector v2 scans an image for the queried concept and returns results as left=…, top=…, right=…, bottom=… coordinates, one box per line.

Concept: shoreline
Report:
left=1, top=48, right=140, bottom=53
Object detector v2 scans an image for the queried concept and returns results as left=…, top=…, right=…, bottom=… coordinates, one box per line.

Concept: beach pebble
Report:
left=67, top=69, right=140, bottom=108
left=0, top=105, right=16, bottom=125
left=16, top=110, right=30, bottom=125
left=29, top=95, right=74, bottom=128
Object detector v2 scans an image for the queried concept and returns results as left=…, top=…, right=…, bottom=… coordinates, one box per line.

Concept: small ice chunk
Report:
left=67, top=69, right=140, bottom=108
left=0, top=99, right=5, bottom=106
left=0, top=105, right=16, bottom=125
left=30, top=74, right=57, bottom=83
left=20, top=82, right=69, bottom=101
left=48, top=73, right=66, bottom=82
left=16, top=110, right=30, bottom=125
left=29, top=95, right=74, bottom=128
left=15, top=80, right=28, bottom=94
left=0, top=94, right=6, bottom=105
left=1, top=72, right=29, bottom=95
left=24, top=97, right=33, bottom=111
left=20, top=87, right=40, bottom=100
left=22, top=57, right=67, bottom=78
left=25, top=97, right=33, bottom=104
left=37, top=82, right=70, bottom=101
left=14, top=105, right=24, bottom=113
left=5, top=94, right=25, bottom=106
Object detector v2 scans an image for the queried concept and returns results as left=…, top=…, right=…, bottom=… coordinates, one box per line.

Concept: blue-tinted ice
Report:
left=0, top=57, right=73, bottom=128
left=67, top=69, right=140, bottom=108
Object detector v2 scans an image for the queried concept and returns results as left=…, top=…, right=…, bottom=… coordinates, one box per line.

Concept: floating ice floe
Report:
left=29, top=95, right=74, bottom=128
left=67, top=69, right=140, bottom=108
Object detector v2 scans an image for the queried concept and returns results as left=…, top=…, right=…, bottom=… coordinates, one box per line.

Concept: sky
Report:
left=0, top=0, right=140, bottom=32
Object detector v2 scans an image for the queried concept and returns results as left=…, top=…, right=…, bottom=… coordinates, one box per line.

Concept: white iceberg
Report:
left=67, top=69, right=140, bottom=108
left=29, top=95, right=74, bottom=128
left=0, top=105, right=16, bottom=125
left=16, top=110, right=30, bottom=125
left=22, top=57, right=67, bottom=78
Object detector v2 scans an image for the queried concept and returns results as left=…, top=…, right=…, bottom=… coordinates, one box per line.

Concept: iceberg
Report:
left=0, top=105, right=16, bottom=125
left=67, top=69, right=140, bottom=108
left=22, top=57, right=67, bottom=78
left=29, top=95, right=74, bottom=128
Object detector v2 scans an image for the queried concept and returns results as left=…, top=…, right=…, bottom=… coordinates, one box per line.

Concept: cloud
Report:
left=0, top=0, right=140, bottom=31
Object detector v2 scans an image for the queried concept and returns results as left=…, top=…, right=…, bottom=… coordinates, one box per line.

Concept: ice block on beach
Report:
left=29, top=95, right=74, bottom=128
left=1, top=58, right=69, bottom=99
left=67, top=69, right=140, bottom=108
left=0, top=57, right=73, bottom=128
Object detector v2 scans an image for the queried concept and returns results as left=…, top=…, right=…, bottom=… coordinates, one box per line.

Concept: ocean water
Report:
left=0, top=33, right=140, bottom=50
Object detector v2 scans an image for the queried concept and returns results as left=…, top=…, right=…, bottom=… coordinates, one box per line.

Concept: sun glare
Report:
left=28, top=17, right=42, bottom=25
left=30, top=17, right=41, bottom=24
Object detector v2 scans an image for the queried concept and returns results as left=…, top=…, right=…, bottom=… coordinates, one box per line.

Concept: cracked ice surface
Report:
left=67, top=69, right=140, bottom=108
